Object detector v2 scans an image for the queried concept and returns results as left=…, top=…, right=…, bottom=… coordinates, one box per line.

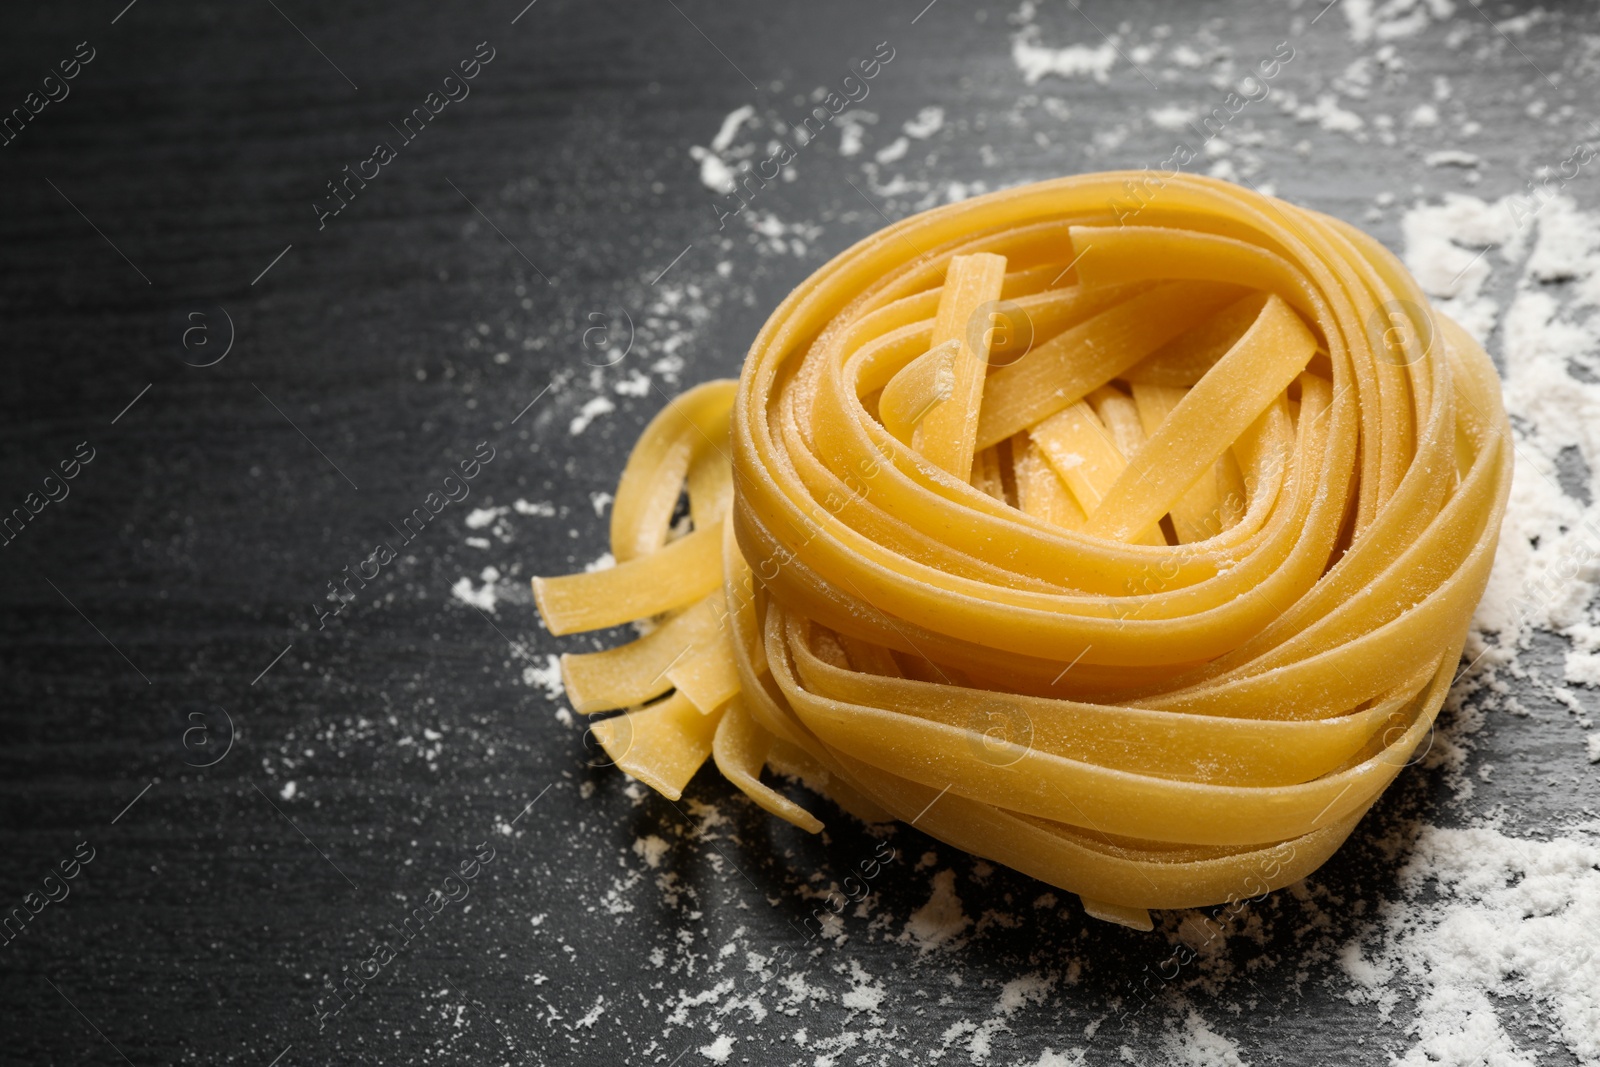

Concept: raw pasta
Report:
left=533, top=172, right=1512, bottom=929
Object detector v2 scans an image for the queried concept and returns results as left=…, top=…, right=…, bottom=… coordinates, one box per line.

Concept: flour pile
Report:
left=1342, top=823, right=1600, bottom=1066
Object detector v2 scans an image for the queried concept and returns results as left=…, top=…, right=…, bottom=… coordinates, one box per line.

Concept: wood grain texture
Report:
left=0, top=1, right=1595, bottom=1064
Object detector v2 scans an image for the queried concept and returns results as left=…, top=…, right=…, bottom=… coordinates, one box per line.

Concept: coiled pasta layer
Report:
left=534, top=172, right=1512, bottom=928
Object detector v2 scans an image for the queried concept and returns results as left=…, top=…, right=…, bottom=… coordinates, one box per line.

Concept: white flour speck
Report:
left=1424, top=149, right=1481, bottom=168
left=876, top=136, right=910, bottom=164
left=450, top=565, right=501, bottom=612
left=903, top=106, right=945, bottom=140
left=1160, top=1010, right=1250, bottom=1066
left=1343, top=0, right=1455, bottom=44
left=903, top=870, right=971, bottom=951
left=522, top=654, right=563, bottom=701
left=698, top=1034, right=735, bottom=1062
left=633, top=834, right=670, bottom=869
left=1010, top=2, right=1118, bottom=85
left=465, top=506, right=506, bottom=529
left=574, top=995, right=606, bottom=1029
left=569, top=396, right=616, bottom=436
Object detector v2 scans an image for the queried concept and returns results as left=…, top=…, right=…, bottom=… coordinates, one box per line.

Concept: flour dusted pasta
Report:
left=534, top=172, right=1512, bottom=929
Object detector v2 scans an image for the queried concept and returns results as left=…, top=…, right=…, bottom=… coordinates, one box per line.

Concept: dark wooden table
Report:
left=2, top=1, right=1595, bottom=1064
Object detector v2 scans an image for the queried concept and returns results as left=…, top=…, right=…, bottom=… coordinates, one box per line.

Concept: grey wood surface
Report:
left=1, top=1, right=1595, bottom=1064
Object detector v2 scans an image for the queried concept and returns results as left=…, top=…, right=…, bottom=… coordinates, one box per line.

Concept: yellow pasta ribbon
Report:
left=533, top=172, right=1512, bottom=930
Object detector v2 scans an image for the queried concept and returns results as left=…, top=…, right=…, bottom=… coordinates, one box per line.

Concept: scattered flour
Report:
left=903, top=106, right=946, bottom=140
left=633, top=834, right=671, bottom=869
left=569, top=395, right=616, bottom=436
left=1341, top=824, right=1600, bottom=1066
left=698, top=1034, right=736, bottom=1062
left=1149, top=105, right=1197, bottom=132
left=1494, top=10, right=1546, bottom=36
left=1405, top=194, right=1600, bottom=696
left=1410, top=102, right=1440, bottom=126
left=1159, top=1010, right=1251, bottom=1067
left=688, top=144, right=737, bottom=195
left=1342, top=0, right=1456, bottom=45
left=691, top=103, right=758, bottom=191
left=687, top=105, right=753, bottom=195
left=1010, top=2, right=1118, bottom=85
left=450, top=565, right=501, bottom=612
left=1168, top=43, right=1204, bottom=70
left=875, top=136, right=910, bottom=164
left=839, top=960, right=887, bottom=1015
left=710, top=105, right=754, bottom=153
left=996, top=971, right=1056, bottom=1016
left=903, top=870, right=972, bottom=951
left=574, top=996, right=606, bottom=1029
left=1027, top=1051, right=1088, bottom=1067
left=465, top=505, right=506, bottom=529
left=1294, top=93, right=1366, bottom=137
left=522, top=653, right=563, bottom=701
left=1424, top=149, right=1481, bottom=168
left=837, top=111, right=874, bottom=157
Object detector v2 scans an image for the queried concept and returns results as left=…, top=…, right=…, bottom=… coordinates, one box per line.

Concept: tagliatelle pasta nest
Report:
left=532, top=172, right=1512, bottom=930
